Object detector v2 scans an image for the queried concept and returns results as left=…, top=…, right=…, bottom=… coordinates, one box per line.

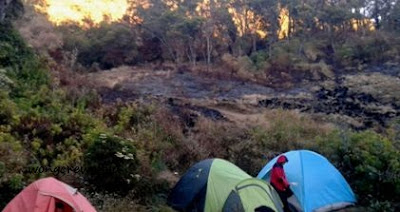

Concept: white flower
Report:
left=115, top=152, right=124, bottom=158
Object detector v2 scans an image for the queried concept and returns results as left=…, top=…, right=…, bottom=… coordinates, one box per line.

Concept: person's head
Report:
left=277, top=155, right=288, bottom=165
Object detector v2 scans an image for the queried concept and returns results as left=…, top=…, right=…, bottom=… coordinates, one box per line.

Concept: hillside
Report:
left=0, top=0, right=400, bottom=211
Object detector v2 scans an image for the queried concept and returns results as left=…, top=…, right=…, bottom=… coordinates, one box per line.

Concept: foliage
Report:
left=0, top=0, right=24, bottom=23
left=334, top=33, right=395, bottom=67
left=83, top=134, right=138, bottom=194
left=16, top=5, right=63, bottom=57
left=0, top=132, right=27, bottom=209
left=0, top=22, right=107, bottom=208
left=316, top=130, right=400, bottom=210
left=60, top=22, right=139, bottom=69
left=245, top=110, right=400, bottom=210
left=250, top=51, right=269, bottom=70
left=221, top=53, right=256, bottom=79
left=251, top=110, right=332, bottom=153
left=85, top=188, right=174, bottom=212
left=2, top=2, right=400, bottom=211
left=0, top=69, right=13, bottom=89
left=0, top=24, right=34, bottom=68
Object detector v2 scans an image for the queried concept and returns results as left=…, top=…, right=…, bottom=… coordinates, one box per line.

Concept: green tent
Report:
left=168, top=158, right=283, bottom=212
left=223, top=178, right=283, bottom=212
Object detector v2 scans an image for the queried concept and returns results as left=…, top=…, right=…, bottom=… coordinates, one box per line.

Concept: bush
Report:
left=114, top=104, right=154, bottom=133
left=87, top=192, right=148, bottom=212
left=0, top=24, right=34, bottom=68
left=334, top=33, right=394, bottom=67
left=60, top=23, right=140, bottom=69
left=221, top=53, right=257, bottom=79
left=85, top=186, right=173, bottom=212
left=0, top=132, right=27, bottom=209
left=368, top=200, right=396, bottom=212
left=316, top=130, right=400, bottom=210
left=294, top=61, right=334, bottom=80
left=261, top=39, right=332, bottom=85
left=84, top=134, right=139, bottom=194
left=228, top=135, right=266, bottom=176
left=250, top=51, right=269, bottom=70
left=0, top=24, right=50, bottom=96
left=16, top=5, right=63, bottom=58
left=0, top=21, right=109, bottom=208
left=251, top=110, right=333, bottom=152
left=0, top=92, right=19, bottom=126
left=267, top=44, right=297, bottom=72
left=0, top=69, right=14, bottom=89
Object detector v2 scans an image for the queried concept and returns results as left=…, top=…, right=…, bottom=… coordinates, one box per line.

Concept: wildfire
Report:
left=351, top=18, right=375, bottom=31
left=35, top=0, right=129, bottom=26
left=278, top=7, right=289, bottom=39
left=228, top=7, right=266, bottom=38
left=34, top=0, right=297, bottom=39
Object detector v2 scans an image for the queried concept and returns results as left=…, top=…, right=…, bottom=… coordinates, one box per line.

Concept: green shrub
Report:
left=85, top=184, right=173, bottom=212
left=84, top=134, right=139, bottom=194
left=87, top=192, right=148, bottom=212
left=334, top=33, right=393, bottom=67
left=0, top=69, right=14, bottom=89
left=115, top=104, right=154, bottom=133
left=251, top=110, right=332, bottom=152
left=262, top=39, right=332, bottom=83
left=267, top=44, right=297, bottom=72
left=0, top=21, right=110, bottom=208
left=0, top=92, right=19, bottom=127
left=0, top=132, right=27, bottom=209
left=367, top=200, right=396, bottom=212
left=228, top=136, right=266, bottom=176
left=0, top=26, right=50, bottom=96
left=250, top=51, right=269, bottom=70
left=316, top=130, right=400, bottom=209
left=0, top=24, right=32, bottom=68
left=60, top=23, right=140, bottom=69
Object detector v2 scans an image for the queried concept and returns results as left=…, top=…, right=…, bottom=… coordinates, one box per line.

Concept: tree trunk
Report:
left=374, top=0, right=381, bottom=30
left=252, top=35, right=257, bottom=53
left=206, top=35, right=212, bottom=71
left=188, top=41, right=196, bottom=67
left=0, top=0, right=12, bottom=21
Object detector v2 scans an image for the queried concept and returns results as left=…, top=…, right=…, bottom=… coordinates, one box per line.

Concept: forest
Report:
left=0, top=0, right=400, bottom=211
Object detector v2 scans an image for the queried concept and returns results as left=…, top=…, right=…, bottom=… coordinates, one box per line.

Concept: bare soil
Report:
left=86, top=65, right=400, bottom=129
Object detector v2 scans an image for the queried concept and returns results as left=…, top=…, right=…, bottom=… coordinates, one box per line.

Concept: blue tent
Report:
left=257, top=150, right=356, bottom=212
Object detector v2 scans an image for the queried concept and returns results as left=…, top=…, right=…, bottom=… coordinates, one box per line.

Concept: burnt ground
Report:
left=88, top=65, right=400, bottom=129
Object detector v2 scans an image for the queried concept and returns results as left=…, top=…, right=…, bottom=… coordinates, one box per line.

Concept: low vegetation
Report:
left=0, top=1, right=400, bottom=211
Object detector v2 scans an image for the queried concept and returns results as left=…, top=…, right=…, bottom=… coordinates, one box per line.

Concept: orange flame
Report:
left=278, top=7, right=289, bottom=39
left=35, top=0, right=129, bottom=26
left=35, top=0, right=294, bottom=38
left=351, top=18, right=375, bottom=31
left=228, top=7, right=266, bottom=38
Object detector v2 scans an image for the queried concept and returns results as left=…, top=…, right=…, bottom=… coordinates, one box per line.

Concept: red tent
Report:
left=3, top=177, right=96, bottom=212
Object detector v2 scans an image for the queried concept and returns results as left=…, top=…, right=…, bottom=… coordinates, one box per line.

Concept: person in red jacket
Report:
left=270, top=155, right=293, bottom=212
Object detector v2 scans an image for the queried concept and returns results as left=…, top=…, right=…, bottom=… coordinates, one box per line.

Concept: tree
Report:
left=381, top=0, right=400, bottom=30
left=60, top=22, right=139, bottom=69
left=249, top=0, right=280, bottom=56
left=173, top=17, right=203, bottom=66
left=136, top=0, right=182, bottom=63
left=0, top=0, right=12, bottom=21
left=0, top=0, right=23, bottom=22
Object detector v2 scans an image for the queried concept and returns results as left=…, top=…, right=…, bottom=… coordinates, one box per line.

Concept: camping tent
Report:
left=257, top=150, right=356, bottom=212
left=223, top=178, right=283, bottom=212
left=3, top=177, right=96, bottom=212
left=168, top=158, right=283, bottom=212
